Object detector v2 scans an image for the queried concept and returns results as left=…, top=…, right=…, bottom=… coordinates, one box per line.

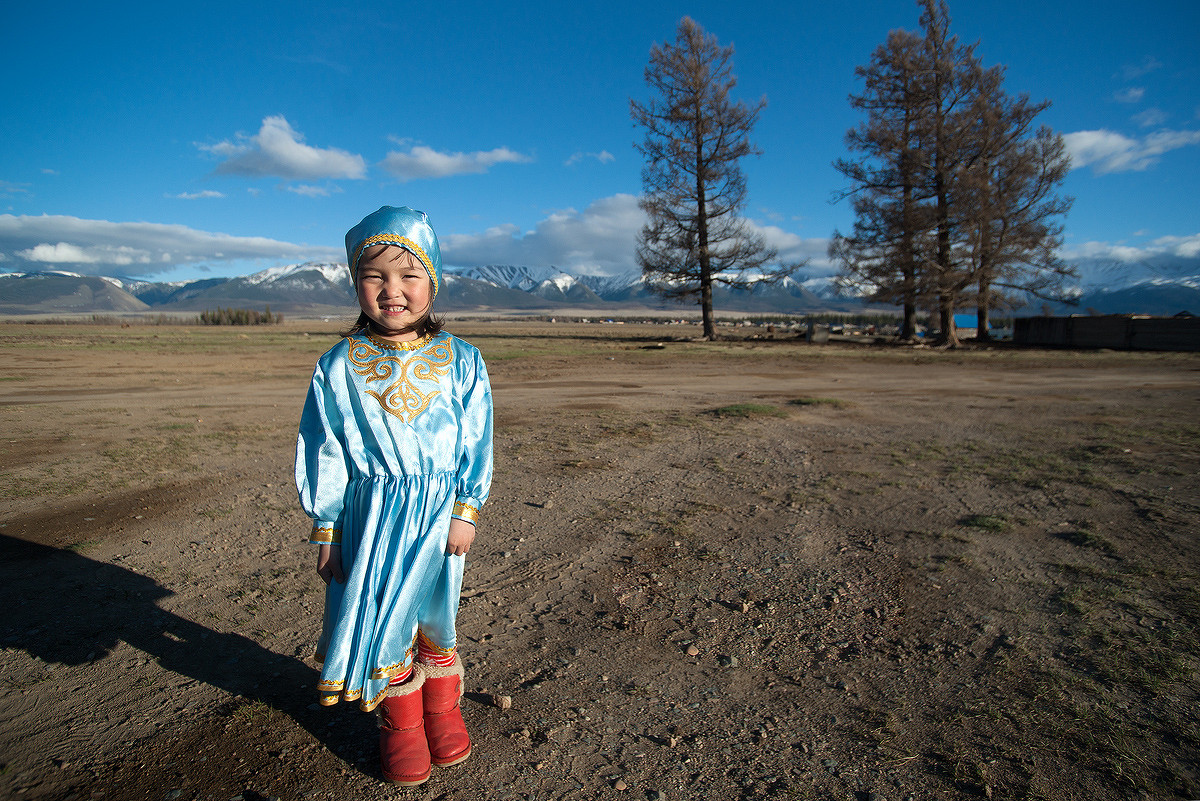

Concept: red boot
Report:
left=377, top=671, right=431, bottom=786
left=421, top=656, right=471, bottom=766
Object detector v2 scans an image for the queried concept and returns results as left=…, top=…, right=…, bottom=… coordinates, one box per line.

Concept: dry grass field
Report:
left=0, top=319, right=1197, bottom=800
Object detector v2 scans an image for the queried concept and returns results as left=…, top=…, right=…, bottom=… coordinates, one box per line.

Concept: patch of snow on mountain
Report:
left=546, top=273, right=577, bottom=291
left=451, top=264, right=573, bottom=291
left=246, top=262, right=346, bottom=286
left=577, top=270, right=644, bottom=294
left=5, top=269, right=87, bottom=280
left=1133, top=274, right=1200, bottom=290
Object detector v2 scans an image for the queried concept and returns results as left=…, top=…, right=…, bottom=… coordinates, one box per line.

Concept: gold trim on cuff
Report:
left=310, top=525, right=341, bottom=544
left=452, top=501, right=480, bottom=525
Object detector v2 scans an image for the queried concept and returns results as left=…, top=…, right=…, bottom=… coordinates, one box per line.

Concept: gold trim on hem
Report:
left=360, top=685, right=390, bottom=712
left=370, top=652, right=414, bottom=681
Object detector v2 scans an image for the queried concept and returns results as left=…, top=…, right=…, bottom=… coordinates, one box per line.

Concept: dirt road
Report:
left=1, top=321, right=1197, bottom=800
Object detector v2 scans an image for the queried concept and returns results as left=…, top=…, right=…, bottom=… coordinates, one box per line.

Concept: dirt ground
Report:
left=0, top=319, right=1197, bottom=801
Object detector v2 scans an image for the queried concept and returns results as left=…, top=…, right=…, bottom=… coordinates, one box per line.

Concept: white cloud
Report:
left=379, top=145, right=532, bottom=181
left=1113, top=87, right=1145, bottom=104
left=440, top=194, right=831, bottom=277
left=744, top=221, right=833, bottom=274
left=0, top=213, right=340, bottom=277
left=17, top=242, right=153, bottom=265
left=565, top=150, right=615, bottom=167
left=200, top=116, right=366, bottom=180
left=1121, top=56, right=1162, bottom=81
left=1062, top=241, right=1148, bottom=262
left=285, top=184, right=336, bottom=197
left=1147, top=233, right=1200, bottom=259
left=0, top=180, right=30, bottom=196
left=169, top=190, right=225, bottom=200
left=1062, top=234, right=1200, bottom=262
left=1063, top=128, right=1200, bottom=174
left=442, top=194, right=641, bottom=274
left=1133, top=108, right=1169, bottom=128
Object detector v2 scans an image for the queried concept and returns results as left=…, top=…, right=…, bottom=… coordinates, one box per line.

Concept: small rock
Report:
left=613, top=779, right=627, bottom=791
left=541, top=500, right=554, bottom=509
left=491, top=694, right=513, bottom=710
left=740, top=602, right=751, bottom=613
left=717, top=655, right=738, bottom=668
left=685, top=645, right=699, bottom=656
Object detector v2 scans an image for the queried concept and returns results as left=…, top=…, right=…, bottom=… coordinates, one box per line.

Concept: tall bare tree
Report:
left=830, top=28, right=935, bottom=340
left=631, top=17, right=788, bottom=340
left=958, top=76, right=1075, bottom=338
left=834, top=0, right=1071, bottom=345
left=917, top=0, right=991, bottom=346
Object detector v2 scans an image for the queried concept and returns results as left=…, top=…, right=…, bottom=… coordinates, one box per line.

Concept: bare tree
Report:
left=917, top=0, right=991, bottom=346
left=958, top=75, right=1075, bottom=337
left=831, top=28, right=936, bottom=340
left=834, top=0, right=1072, bottom=345
left=631, top=17, right=791, bottom=340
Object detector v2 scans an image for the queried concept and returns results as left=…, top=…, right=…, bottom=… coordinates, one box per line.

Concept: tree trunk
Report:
left=976, top=281, right=993, bottom=342
left=902, top=300, right=918, bottom=341
left=938, top=292, right=958, bottom=347
left=699, top=276, right=715, bottom=339
left=695, top=102, right=716, bottom=341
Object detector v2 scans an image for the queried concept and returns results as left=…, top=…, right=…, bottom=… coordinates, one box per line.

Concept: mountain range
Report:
left=2, top=257, right=1198, bottom=318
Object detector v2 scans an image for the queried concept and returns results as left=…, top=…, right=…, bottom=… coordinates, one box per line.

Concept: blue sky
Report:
left=1, top=0, right=1197, bottom=285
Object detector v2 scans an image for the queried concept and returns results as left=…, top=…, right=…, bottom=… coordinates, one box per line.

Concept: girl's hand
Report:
left=317, top=544, right=345, bottom=584
left=446, top=518, right=476, bottom=556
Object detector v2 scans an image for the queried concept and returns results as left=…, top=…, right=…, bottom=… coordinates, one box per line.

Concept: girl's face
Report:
left=356, top=245, right=433, bottom=341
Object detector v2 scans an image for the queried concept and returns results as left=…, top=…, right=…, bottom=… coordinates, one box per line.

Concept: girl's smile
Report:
left=356, top=245, right=433, bottom=341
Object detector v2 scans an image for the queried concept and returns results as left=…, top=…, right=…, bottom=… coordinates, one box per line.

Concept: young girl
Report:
left=295, top=206, right=493, bottom=786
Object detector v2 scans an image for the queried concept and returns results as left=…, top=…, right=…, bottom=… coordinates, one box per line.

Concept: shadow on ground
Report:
left=0, top=534, right=380, bottom=790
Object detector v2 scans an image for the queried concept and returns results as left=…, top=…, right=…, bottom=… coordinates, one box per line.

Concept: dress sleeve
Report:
left=295, top=361, right=350, bottom=545
left=452, top=345, right=494, bottom=525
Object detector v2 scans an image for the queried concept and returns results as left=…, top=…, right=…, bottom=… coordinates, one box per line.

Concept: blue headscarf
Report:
left=344, top=206, right=442, bottom=300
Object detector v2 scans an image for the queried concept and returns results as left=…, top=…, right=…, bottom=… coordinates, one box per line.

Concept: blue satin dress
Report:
left=295, top=330, right=493, bottom=711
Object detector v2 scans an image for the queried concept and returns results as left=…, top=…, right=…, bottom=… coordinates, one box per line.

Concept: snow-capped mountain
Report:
left=3, top=254, right=1198, bottom=316
left=0, top=270, right=150, bottom=313
left=242, top=261, right=347, bottom=287
left=450, top=265, right=605, bottom=305
left=1036, top=274, right=1200, bottom=316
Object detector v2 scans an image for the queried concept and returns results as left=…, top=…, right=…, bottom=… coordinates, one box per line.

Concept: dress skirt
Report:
left=314, top=471, right=464, bottom=711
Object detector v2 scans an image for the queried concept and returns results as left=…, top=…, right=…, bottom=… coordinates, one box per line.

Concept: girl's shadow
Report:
left=0, top=534, right=376, bottom=772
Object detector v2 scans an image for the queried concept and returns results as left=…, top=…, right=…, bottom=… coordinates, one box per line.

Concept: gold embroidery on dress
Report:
left=348, top=335, right=454, bottom=423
